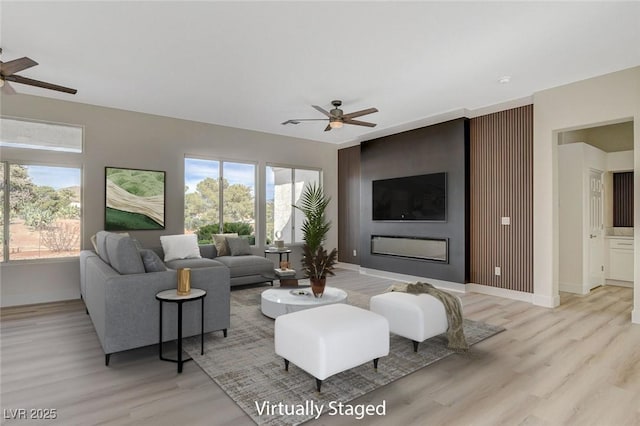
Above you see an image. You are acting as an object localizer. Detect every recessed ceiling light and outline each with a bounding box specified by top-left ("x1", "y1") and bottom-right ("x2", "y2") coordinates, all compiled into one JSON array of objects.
[{"x1": 498, "y1": 76, "x2": 511, "y2": 84}]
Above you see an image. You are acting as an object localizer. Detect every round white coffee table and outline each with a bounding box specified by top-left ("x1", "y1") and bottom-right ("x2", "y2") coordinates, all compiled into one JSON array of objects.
[{"x1": 261, "y1": 286, "x2": 348, "y2": 319}]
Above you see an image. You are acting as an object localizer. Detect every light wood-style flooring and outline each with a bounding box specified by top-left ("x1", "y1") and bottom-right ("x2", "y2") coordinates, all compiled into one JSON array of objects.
[{"x1": 1, "y1": 270, "x2": 638, "y2": 425}]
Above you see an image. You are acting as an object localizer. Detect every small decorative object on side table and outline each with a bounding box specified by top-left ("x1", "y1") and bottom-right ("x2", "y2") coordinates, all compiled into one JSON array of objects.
[
  {"x1": 177, "y1": 267, "x2": 191, "y2": 295},
  {"x1": 156, "y1": 288, "x2": 206, "y2": 373}
]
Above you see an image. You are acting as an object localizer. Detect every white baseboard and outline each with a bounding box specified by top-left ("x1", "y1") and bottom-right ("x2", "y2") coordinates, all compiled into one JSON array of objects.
[
  {"x1": 466, "y1": 283, "x2": 534, "y2": 303},
  {"x1": 336, "y1": 262, "x2": 360, "y2": 272},
  {"x1": 1, "y1": 289, "x2": 80, "y2": 308},
  {"x1": 632, "y1": 310, "x2": 640, "y2": 324},
  {"x1": 532, "y1": 293, "x2": 561, "y2": 308},
  {"x1": 358, "y1": 267, "x2": 466, "y2": 294},
  {"x1": 339, "y1": 265, "x2": 563, "y2": 309},
  {"x1": 605, "y1": 279, "x2": 634, "y2": 288},
  {"x1": 559, "y1": 282, "x2": 589, "y2": 295}
]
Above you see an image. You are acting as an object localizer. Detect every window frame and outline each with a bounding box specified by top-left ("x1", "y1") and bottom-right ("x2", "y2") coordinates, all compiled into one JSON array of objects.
[
  {"x1": 0, "y1": 116, "x2": 84, "y2": 263},
  {"x1": 265, "y1": 163, "x2": 322, "y2": 246},
  {"x1": 1, "y1": 159, "x2": 83, "y2": 263},
  {"x1": 184, "y1": 155, "x2": 258, "y2": 245}
]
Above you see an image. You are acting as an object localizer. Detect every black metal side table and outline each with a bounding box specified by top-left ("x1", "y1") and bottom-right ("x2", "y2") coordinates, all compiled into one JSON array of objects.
[
  {"x1": 264, "y1": 248, "x2": 292, "y2": 263},
  {"x1": 156, "y1": 288, "x2": 206, "y2": 373}
]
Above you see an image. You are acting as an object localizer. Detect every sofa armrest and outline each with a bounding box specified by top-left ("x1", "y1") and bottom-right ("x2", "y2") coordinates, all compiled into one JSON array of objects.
[{"x1": 101, "y1": 266, "x2": 230, "y2": 353}]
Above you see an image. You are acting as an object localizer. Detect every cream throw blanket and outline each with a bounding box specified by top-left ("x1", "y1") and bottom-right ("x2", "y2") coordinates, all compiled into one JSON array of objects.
[{"x1": 387, "y1": 282, "x2": 468, "y2": 352}]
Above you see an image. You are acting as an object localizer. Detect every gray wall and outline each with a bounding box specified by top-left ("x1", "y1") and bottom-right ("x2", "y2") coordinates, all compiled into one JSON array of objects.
[
  {"x1": 359, "y1": 118, "x2": 469, "y2": 283},
  {"x1": 0, "y1": 94, "x2": 338, "y2": 306}
]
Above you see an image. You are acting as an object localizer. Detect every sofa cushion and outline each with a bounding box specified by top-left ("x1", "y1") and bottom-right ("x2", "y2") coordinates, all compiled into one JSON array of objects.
[
  {"x1": 139, "y1": 249, "x2": 167, "y2": 273},
  {"x1": 199, "y1": 244, "x2": 218, "y2": 259},
  {"x1": 105, "y1": 234, "x2": 145, "y2": 275},
  {"x1": 165, "y1": 257, "x2": 225, "y2": 270},
  {"x1": 227, "y1": 237, "x2": 252, "y2": 256},
  {"x1": 216, "y1": 255, "x2": 273, "y2": 277},
  {"x1": 160, "y1": 234, "x2": 201, "y2": 262},
  {"x1": 213, "y1": 233, "x2": 238, "y2": 257}
]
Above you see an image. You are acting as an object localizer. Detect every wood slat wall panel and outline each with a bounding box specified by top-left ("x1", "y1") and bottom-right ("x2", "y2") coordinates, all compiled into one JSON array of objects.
[
  {"x1": 470, "y1": 105, "x2": 533, "y2": 292},
  {"x1": 338, "y1": 145, "x2": 361, "y2": 263},
  {"x1": 613, "y1": 171, "x2": 634, "y2": 227}
]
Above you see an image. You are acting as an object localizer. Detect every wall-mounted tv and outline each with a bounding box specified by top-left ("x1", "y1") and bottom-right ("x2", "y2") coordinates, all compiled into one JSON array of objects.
[{"x1": 372, "y1": 172, "x2": 446, "y2": 221}]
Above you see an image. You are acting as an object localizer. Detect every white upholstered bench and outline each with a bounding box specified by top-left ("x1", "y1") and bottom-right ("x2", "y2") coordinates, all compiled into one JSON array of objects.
[
  {"x1": 370, "y1": 291, "x2": 449, "y2": 352},
  {"x1": 274, "y1": 303, "x2": 389, "y2": 392}
]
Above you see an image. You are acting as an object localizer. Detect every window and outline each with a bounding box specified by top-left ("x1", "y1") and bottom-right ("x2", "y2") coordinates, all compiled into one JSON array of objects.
[
  {"x1": 184, "y1": 157, "x2": 256, "y2": 244},
  {"x1": 1, "y1": 163, "x2": 81, "y2": 261},
  {"x1": 266, "y1": 165, "x2": 321, "y2": 244},
  {"x1": 0, "y1": 117, "x2": 83, "y2": 152},
  {"x1": 0, "y1": 117, "x2": 83, "y2": 262}
]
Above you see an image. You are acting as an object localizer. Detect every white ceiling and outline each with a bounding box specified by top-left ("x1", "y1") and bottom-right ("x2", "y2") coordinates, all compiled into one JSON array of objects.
[{"x1": 2, "y1": 1, "x2": 639, "y2": 145}]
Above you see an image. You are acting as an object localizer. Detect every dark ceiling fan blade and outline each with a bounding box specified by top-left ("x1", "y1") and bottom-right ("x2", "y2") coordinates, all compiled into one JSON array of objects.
[
  {"x1": 312, "y1": 105, "x2": 332, "y2": 117},
  {"x1": 324, "y1": 124, "x2": 332, "y2": 132},
  {"x1": 5, "y1": 74, "x2": 77, "y2": 94},
  {"x1": 0, "y1": 57, "x2": 38, "y2": 77},
  {"x1": 1, "y1": 80, "x2": 17, "y2": 95},
  {"x1": 344, "y1": 118, "x2": 377, "y2": 127},
  {"x1": 282, "y1": 119, "x2": 328, "y2": 125},
  {"x1": 342, "y1": 107, "x2": 378, "y2": 120}
]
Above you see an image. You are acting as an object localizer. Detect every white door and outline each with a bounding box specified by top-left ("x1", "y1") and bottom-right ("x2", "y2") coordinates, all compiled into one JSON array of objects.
[{"x1": 587, "y1": 169, "x2": 605, "y2": 290}]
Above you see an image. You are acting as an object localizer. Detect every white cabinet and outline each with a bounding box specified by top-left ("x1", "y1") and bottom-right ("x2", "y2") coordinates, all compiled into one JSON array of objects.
[{"x1": 607, "y1": 238, "x2": 634, "y2": 282}]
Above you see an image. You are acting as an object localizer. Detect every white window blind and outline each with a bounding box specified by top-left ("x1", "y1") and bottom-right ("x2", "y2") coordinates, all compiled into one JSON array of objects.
[{"x1": 0, "y1": 117, "x2": 83, "y2": 153}]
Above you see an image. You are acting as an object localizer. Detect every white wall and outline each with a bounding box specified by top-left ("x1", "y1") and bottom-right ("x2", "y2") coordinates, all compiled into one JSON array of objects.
[
  {"x1": 0, "y1": 94, "x2": 338, "y2": 307},
  {"x1": 533, "y1": 66, "x2": 640, "y2": 324},
  {"x1": 558, "y1": 144, "x2": 586, "y2": 292},
  {"x1": 607, "y1": 150, "x2": 634, "y2": 171},
  {"x1": 558, "y1": 143, "x2": 607, "y2": 294}
]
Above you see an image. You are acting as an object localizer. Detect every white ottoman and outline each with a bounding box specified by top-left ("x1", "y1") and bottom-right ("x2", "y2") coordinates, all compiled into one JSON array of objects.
[
  {"x1": 370, "y1": 292, "x2": 448, "y2": 352},
  {"x1": 274, "y1": 304, "x2": 389, "y2": 392}
]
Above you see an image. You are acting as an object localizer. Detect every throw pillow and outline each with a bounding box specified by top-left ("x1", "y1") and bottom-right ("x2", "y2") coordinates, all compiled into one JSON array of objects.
[
  {"x1": 227, "y1": 236, "x2": 252, "y2": 256},
  {"x1": 160, "y1": 234, "x2": 202, "y2": 262},
  {"x1": 95, "y1": 231, "x2": 111, "y2": 264},
  {"x1": 213, "y1": 233, "x2": 238, "y2": 257},
  {"x1": 104, "y1": 234, "x2": 145, "y2": 275},
  {"x1": 95, "y1": 231, "x2": 130, "y2": 264},
  {"x1": 139, "y1": 249, "x2": 167, "y2": 272}
]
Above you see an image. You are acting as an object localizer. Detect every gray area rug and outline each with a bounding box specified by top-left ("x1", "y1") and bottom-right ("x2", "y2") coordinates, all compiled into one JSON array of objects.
[{"x1": 183, "y1": 282, "x2": 504, "y2": 426}]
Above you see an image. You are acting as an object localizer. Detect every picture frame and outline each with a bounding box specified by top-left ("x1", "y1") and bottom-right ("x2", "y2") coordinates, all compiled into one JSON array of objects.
[{"x1": 105, "y1": 166, "x2": 166, "y2": 230}]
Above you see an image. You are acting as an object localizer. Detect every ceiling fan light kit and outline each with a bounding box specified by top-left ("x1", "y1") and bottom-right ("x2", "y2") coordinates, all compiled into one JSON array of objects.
[
  {"x1": 283, "y1": 99, "x2": 378, "y2": 132},
  {"x1": 329, "y1": 119, "x2": 343, "y2": 129}
]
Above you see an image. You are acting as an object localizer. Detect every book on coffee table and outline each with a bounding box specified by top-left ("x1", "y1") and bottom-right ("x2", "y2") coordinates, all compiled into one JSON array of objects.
[{"x1": 275, "y1": 268, "x2": 296, "y2": 276}]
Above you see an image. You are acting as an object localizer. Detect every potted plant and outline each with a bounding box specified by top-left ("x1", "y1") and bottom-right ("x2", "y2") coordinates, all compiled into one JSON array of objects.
[{"x1": 294, "y1": 182, "x2": 338, "y2": 297}]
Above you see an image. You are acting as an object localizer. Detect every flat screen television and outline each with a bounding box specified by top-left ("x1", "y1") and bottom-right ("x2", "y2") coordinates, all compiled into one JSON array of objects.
[{"x1": 372, "y1": 172, "x2": 446, "y2": 221}]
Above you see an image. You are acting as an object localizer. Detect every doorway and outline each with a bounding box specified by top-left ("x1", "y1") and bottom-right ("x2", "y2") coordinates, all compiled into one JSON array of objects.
[{"x1": 557, "y1": 120, "x2": 634, "y2": 298}]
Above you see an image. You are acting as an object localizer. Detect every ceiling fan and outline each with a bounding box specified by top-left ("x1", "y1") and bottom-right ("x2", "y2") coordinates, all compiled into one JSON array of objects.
[
  {"x1": 282, "y1": 100, "x2": 378, "y2": 132},
  {"x1": 0, "y1": 48, "x2": 77, "y2": 95}
]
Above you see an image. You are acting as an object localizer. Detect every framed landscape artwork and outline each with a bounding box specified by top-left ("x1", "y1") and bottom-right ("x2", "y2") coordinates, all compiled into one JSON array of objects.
[{"x1": 105, "y1": 167, "x2": 166, "y2": 230}]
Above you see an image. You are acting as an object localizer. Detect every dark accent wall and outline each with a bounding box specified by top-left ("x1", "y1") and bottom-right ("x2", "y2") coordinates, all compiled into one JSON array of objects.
[
  {"x1": 469, "y1": 105, "x2": 533, "y2": 293},
  {"x1": 338, "y1": 145, "x2": 361, "y2": 263},
  {"x1": 613, "y1": 172, "x2": 634, "y2": 227},
  {"x1": 359, "y1": 118, "x2": 470, "y2": 283}
]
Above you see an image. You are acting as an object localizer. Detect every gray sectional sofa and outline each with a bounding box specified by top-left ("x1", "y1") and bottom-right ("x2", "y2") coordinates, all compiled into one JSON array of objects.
[
  {"x1": 150, "y1": 243, "x2": 274, "y2": 287},
  {"x1": 80, "y1": 231, "x2": 274, "y2": 366}
]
